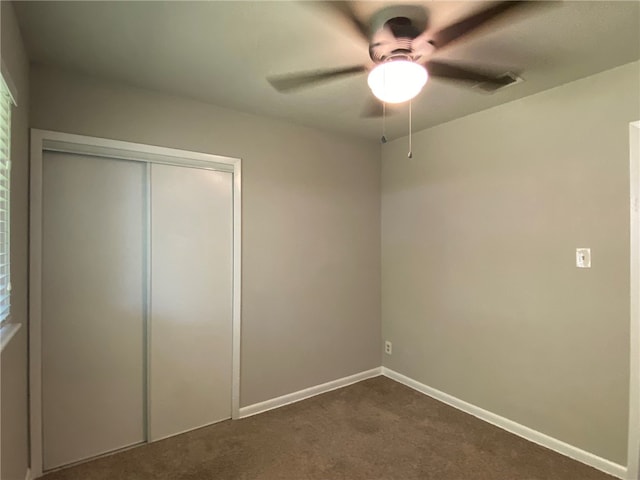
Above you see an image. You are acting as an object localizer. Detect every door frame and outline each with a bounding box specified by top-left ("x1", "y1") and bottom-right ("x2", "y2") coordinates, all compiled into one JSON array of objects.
[
  {"x1": 629, "y1": 120, "x2": 640, "y2": 480},
  {"x1": 29, "y1": 129, "x2": 242, "y2": 478}
]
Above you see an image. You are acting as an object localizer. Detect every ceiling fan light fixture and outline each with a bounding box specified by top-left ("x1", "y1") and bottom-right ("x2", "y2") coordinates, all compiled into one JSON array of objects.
[{"x1": 367, "y1": 59, "x2": 428, "y2": 104}]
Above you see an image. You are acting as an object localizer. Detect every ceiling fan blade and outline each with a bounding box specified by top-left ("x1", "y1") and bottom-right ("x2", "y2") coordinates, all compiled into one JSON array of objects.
[
  {"x1": 268, "y1": 65, "x2": 367, "y2": 93},
  {"x1": 321, "y1": 1, "x2": 370, "y2": 42},
  {"x1": 431, "y1": 1, "x2": 538, "y2": 50},
  {"x1": 426, "y1": 60, "x2": 518, "y2": 88}
]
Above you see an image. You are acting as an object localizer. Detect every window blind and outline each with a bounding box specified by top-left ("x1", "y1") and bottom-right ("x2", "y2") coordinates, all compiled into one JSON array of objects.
[{"x1": 0, "y1": 76, "x2": 12, "y2": 322}]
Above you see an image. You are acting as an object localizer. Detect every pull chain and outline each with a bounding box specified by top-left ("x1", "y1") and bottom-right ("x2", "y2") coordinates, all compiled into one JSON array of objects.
[
  {"x1": 381, "y1": 102, "x2": 387, "y2": 144},
  {"x1": 408, "y1": 100, "x2": 413, "y2": 159}
]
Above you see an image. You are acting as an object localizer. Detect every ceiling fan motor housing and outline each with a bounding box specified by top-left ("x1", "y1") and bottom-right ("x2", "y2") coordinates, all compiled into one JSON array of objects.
[{"x1": 368, "y1": 5, "x2": 434, "y2": 63}]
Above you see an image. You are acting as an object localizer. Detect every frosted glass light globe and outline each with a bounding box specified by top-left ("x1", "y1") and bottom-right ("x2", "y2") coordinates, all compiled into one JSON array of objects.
[{"x1": 367, "y1": 60, "x2": 428, "y2": 104}]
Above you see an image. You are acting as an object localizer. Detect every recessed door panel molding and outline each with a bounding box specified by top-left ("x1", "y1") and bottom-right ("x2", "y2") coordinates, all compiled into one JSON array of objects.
[
  {"x1": 149, "y1": 163, "x2": 233, "y2": 441},
  {"x1": 41, "y1": 151, "x2": 146, "y2": 470}
]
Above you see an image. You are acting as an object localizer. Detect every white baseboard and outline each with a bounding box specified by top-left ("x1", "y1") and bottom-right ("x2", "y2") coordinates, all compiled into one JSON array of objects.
[
  {"x1": 382, "y1": 367, "x2": 628, "y2": 480},
  {"x1": 238, "y1": 367, "x2": 382, "y2": 418}
]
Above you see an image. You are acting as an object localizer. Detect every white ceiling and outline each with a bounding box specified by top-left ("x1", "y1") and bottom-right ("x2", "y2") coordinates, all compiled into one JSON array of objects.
[{"x1": 13, "y1": 1, "x2": 640, "y2": 141}]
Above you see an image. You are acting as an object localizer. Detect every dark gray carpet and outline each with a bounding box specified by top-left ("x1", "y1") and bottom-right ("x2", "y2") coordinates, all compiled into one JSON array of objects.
[{"x1": 42, "y1": 376, "x2": 614, "y2": 479}]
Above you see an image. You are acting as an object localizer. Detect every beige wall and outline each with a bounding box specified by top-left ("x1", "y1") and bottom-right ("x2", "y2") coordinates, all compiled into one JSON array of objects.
[
  {"x1": 30, "y1": 64, "x2": 382, "y2": 407},
  {"x1": 1, "y1": 1, "x2": 30, "y2": 479},
  {"x1": 381, "y1": 61, "x2": 640, "y2": 465}
]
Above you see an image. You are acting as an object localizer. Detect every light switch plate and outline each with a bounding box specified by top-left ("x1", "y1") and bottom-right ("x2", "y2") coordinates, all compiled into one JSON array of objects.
[{"x1": 576, "y1": 248, "x2": 591, "y2": 268}]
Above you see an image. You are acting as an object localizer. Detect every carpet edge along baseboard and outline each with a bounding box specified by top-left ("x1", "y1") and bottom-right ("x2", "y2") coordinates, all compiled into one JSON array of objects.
[
  {"x1": 238, "y1": 365, "x2": 627, "y2": 480},
  {"x1": 381, "y1": 367, "x2": 627, "y2": 480},
  {"x1": 238, "y1": 367, "x2": 383, "y2": 418}
]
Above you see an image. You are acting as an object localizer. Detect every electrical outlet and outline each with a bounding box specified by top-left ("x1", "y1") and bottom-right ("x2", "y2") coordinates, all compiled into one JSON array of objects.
[{"x1": 384, "y1": 341, "x2": 392, "y2": 355}]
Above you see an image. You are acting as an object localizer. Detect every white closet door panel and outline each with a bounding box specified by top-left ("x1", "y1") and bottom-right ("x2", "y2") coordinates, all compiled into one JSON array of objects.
[
  {"x1": 41, "y1": 152, "x2": 146, "y2": 469},
  {"x1": 150, "y1": 164, "x2": 233, "y2": 441}
]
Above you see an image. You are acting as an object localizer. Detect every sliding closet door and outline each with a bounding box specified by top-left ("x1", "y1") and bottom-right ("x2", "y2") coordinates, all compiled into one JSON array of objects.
[
  {"x1": 41, "y1": 152, "x2": 146, "y2": 470},
  {"x1": 149, "y1": 164, "x2": 233, "y2": 441}
]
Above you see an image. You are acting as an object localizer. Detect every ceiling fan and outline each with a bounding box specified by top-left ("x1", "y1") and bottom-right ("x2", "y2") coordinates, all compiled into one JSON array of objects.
[{"x1": 267, "y1": 1, "x2": 542, "y2": 116}]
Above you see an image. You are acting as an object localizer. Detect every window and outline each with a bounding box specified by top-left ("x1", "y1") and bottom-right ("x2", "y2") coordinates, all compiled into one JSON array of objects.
[{"x1": 0, "y1": 74, "x2": 12, "y2": 323}]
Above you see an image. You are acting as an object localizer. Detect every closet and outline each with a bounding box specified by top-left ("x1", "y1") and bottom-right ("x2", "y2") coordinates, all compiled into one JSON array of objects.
[{"x1": 31, "y1": 133, "x2": 239, "y2": 473}]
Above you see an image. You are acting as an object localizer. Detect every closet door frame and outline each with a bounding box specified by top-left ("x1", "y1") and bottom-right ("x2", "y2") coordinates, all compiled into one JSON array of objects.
[{"x1": 29, "y1": 129, "x2": 242, "y2": 478}]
